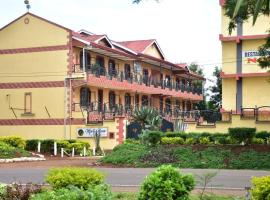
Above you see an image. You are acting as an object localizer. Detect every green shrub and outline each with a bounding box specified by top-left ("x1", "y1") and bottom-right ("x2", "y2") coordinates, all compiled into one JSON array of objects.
[
  {"x1": 30, "y1": 184, "x2": 112, "y2": 200},
  {"x1": 185, "y1": 138, "x2": 196, "y2": 145},
  {"x1": 101, "y1": 143, "x2": 148, "y2": 166},
  {"x1": 228, "y1": 127, "x2": 256, "y2": 144},
  {"x1": 0, "y1": 136, "x2": 26, "y2": 149},
  {"x1": 164, "y1": 132, "x2": 187, "y2": 139},
  {"x1": 46, "y1": 167, "x2": 104, "y2": 189},
  {"x1": 161, "y1": 137, "x2": 184, "y2": 145},
  {"x1": 199, "y1": 137, "x2": 212, "y2": 145},
  {"x1": 140, "y1": 131, "x2": 161, "y2": 146},
  {"x1": 41, "y1": 139, "x2": 55, "y2": 153},
  {"x1": 251, "y1": 138, "x2": 265, "y2": 144},
  {"x1": 69, "y1": 141, "x2": 90, "y2": 154},
  {"x1": 124, "y1": 139, "x2": 140, "y2": 144},
  {"x1": 138, "y1": 165, "x2": 195, "y2": 200},
  {"x1": 25, "y1": 139, "x2": 39, "y2": 151},
  {"x1": 0, "y1": 141, "x2": 30, "y2": 158},
  {"x1": 215, "y1": 136, "x2": 231, "y2": 145},
  {"x1": 57, "y1": 140, "x2": 70, "y2": 151},
  {"x1": 251, "y1": 176, "x2": 270, "y2": 200},
  {"x1": 256, "y1": 131, "x2": 270, "y2": 142}
]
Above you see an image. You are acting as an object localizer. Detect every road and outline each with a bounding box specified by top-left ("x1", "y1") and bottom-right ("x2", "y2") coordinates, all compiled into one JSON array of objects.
[{"x1": 0, "y1": 167, "x2": 269, "y2": 189}]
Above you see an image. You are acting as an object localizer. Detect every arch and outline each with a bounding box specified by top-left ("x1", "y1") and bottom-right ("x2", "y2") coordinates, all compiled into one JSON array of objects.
[{"x1": 80, "y1": 87, "x2": 90, "y2": 107}]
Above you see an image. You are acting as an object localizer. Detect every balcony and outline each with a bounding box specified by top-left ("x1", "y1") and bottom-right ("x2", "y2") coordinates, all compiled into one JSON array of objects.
[{"x1": 73, "y1": 64, "x2": 203, "y2": 100}]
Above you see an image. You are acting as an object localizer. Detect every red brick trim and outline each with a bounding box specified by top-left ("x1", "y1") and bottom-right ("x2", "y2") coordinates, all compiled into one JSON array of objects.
[
  {"x1": 219, "y1": 34, "x2": 270, "y2": 43},
  {"x1": 0, "y1": 118, "x2": 85, "y2": 126},
  {"x1": 0, "y1": 45, "x2": 69, "y2": 54},
  {"x1": 0, "y1": 81, "x2": 65, "y2": 89},
  {"x1": 116, "y1": 117, "x2": 125, "y2": 144},
  {"x1": 220, "y1": 71, "x2": 270, "y2": 79}
]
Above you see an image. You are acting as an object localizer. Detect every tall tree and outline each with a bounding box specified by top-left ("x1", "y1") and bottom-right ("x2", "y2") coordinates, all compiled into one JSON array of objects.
[
  {"x1": 188, "y1": 63, "x2": 207, "y2": 111},
  {"x1": 225, "y1": 0, "x2": 270, "y2": 69},
  {"x1": 208, "y1": 67, "x2": 222, "y2": 111}
]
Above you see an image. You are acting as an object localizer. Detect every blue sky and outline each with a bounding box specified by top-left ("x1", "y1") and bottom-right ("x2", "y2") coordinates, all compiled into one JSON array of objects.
[{"x1": 0, "y1": 0, "x2": 221, "y2": 80}]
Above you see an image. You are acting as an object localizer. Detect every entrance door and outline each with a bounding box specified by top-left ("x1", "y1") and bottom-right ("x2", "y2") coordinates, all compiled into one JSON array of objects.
[{"x1": 98, "y1": 90, "x2": 103, "y2": 112}]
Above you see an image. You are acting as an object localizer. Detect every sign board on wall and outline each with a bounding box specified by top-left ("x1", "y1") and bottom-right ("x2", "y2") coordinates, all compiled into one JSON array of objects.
[
  {"x1": 77, "y1": 128, "x2": 108, "y2": 138},
  {"x1": 242, "y1": 50, "x2": 270, "y2": 64}
]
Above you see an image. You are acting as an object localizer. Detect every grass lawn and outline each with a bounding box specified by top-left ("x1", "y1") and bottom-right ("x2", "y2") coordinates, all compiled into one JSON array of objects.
[
  {"x1": 101, "y1": 143, "x2": 270, "y2": 169},
  {"x1": 112, "y1": 192, "x2": 244, "y2": 200}
]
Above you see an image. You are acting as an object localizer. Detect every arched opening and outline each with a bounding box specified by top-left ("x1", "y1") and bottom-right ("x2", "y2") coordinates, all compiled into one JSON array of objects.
[
  {"x1": 80, "y1": 87, "x2": 90, "y2": 107},
  {"x1": 142, "y1": 95, "x2": 149, "y2": 107},
  {"x1": 165, "y1": 98, "x2": 171, "y2": 114},
  {"x1": 125, "y1": 93, "x2": 131, "y2": 110},
  {"x1": 79, "y1": 51, "x2": 91, "y2": 71}
]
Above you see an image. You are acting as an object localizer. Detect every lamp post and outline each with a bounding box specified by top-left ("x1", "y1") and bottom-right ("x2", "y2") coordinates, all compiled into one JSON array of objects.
[{"x1": 24, "y1": 0, "x2": 31, "y2": 12}]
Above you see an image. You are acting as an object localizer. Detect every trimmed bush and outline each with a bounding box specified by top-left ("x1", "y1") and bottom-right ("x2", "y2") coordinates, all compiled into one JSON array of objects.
[
  {"x1": 251, "y1": 176, "x2": 270, "y2": 200},
  {"x1": 199, "y1": 137, "x2": 212, "y2": 145},
  {"x1": 138, "y1": 165, "x2": 195, "y2": 200},
  {"x1": 0, "y1": 141, "x2": 30, "y2": 158},
  {"x1": 140, "y1": 131, "x2": 161, "y2": 146},
  {"x1": 256, "y1": 131, "x2": 270, "y2": 142},
  {"x1": 25, "y1": 139, "x2": 39, "y2": 151},
  {"x1": 228, "y1": 127, "x2": 256, "y2": 144},
  {"x1": 40, "y1": 139, "x2": 55, "y2": 153},
  {"x1": 161, "y1": 137, "x2": 184, "y2": 145},
  {"x1": 164, "y1": 132, "x2": 187, "y2": 139},
  {"x1": 31, "y1": 184, "x2": 112, "y2": 200},
  {"x1": 0, "y1": 136, "x2": 26, "y2": 149},
  {"x1": 185, "y1": 138, "x2": 196, "y2": 145},
  {"x1": 46, "y1": 167, "x2": 104, "y2": 189},
  {"x1": 252, "y1": 138, "x2": 265, "y2": 144}
]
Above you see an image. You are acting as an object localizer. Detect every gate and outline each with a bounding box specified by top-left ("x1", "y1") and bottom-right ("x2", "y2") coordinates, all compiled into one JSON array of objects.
[
  {"x1": 161, "y1": 119, "x2": 174, "y2": 132},
  {"x1": 126, "y1": 122, "x2": 142, "y2": 139}
]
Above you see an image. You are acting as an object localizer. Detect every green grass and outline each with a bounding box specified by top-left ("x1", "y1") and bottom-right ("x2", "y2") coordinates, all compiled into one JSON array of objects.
[
  {"x1": 112, "y1": 192, "x2": 244, "y2": 200},
  {"x1": 0, "y1": 141, "x2": 30, "y2": 159},
  {"x1": 101, "y1": 143, "x2": 270, "y2": 169}
]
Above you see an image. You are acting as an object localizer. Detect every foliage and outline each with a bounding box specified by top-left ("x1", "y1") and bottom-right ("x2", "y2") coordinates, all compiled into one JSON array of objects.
[
  {"x1": 196, "y1": 172, "x2": 218, "y2": 200},
  {"x1": 251, "y1": 138, "x2": 265, "y2": 144},
  {"x1": 100, "y1": 143, "x2": 148, "y2": 166},
  {"x1": 185, "y1": 138, "x2": 196, "y2": 145},
  {"x1": 138, "y1": 165, "x2": 195, "y2": 200},
  {"x1": 251, "y1": 175, "x2": 270, "y2": 200},
  {"x1": 31, "y1": 184, "x2": 112, "y2": 200},
  {"x1": 140, "y1": 131, "x2": 161, "y2": 146},
  {"x1": 228, "y1": 127, "x2": 256, "y2": 144},
  {"x1": 0, "y1": 141, "x2": 30, "y2": 158},
  {"x1": 124, "y1": 138, "x2": 140, "y2": 144},
  {"x1": 46, "y1": 167, "x2": 104, "y2": 189},
  {"x1": 161, "y1": 137, "x2": 184, "y2": 145},
  {"x1": 0, "y1": 183, "x2": 41, "y2": 200},
  {"x1": 40, "y1": 139, "x2": 55, "y2": 153},
  {"x1": 102, "y1": 143, "x2": 270, "y2": 169},
  {"x1": 0, "y1": 136, "x2": 26, "y2": 149},
  {"x1": 26, "y1": 139, "x2": 39, "y2": 151},
  {"x1": 164, "y1": 132, "x2": 187, "y2": 139},
  {"x1": 132, "y1": 106, "x2": 162, "y2": 131},
  {"x1": 199, "y1": 137, "x2": 212, "y2": 145},
  {"x1": 256, "y1": 131, "x2": 270, "y2": 142},
  {"x1": 208, "y1": 66, "x2": 222, "y2": 111}
]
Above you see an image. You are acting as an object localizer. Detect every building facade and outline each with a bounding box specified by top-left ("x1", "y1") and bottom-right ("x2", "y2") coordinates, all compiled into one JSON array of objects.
[
  {"x1": 186, "y1": 0, "x2": 270, "y2": 132},
  {"x1": 0, "y1": 13, "x2": 203, "y2": 149}
]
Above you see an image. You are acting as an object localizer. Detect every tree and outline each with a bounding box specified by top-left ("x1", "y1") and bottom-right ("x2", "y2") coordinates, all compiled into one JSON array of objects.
[
  {"x1": 225, "y1": 0, "x2": 270, "y2": 69},
  {"x1": 208, "y1": 66, "x2": 222, "y2": 111},
  {"x1": 188, "y1": 63, "x2": 207, "y2": 111}
]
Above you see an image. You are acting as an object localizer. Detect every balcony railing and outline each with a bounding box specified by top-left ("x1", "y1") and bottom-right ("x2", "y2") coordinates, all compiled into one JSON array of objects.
[{"x1": 73, "y1": 64, "x2": 203, "y2": 96}]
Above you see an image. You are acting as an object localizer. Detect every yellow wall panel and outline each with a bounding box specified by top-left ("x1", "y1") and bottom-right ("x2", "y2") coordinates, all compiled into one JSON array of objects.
[
  {"x1": 222, "y1": 42, "x2": 236, "y2": 74},
  {"x1": 222, "y1": 78, "x2": 236, "y2": 111},
  {"x1": 0, "y1": 14, "x2": 69, "y2": 49}
]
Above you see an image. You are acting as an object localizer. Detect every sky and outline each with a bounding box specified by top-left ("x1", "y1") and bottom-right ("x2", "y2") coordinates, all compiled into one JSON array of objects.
[{"x1": 0, "y1": 0, "x2": 221, "y2": 82}]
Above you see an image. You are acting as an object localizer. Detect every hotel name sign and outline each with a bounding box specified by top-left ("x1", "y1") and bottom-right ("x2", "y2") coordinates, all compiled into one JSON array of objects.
[{"x1": 243, "y1": 50, "x2": 270, "y2": 64}]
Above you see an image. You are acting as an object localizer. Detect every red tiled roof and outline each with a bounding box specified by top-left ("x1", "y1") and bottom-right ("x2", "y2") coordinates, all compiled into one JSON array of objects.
[{"x1": 117, "y1": 39, "x2": 155, "y2": 53}]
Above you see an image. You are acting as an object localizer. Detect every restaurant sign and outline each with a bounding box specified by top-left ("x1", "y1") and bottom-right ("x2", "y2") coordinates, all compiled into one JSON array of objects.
[{"x1": 243, "y1": 50, "x2": 270, "y2": 64}]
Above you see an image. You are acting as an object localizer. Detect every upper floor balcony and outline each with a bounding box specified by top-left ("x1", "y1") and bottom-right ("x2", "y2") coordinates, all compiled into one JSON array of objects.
[{"x1": 72, "y1": 63, "x2": 203, "y2": 101}]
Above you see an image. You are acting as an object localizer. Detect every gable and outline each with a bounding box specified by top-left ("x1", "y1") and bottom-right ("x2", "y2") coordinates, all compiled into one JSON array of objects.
[
  {"x1": 98, "y1": 38, "x2": 113, "y2": 48},
  {"x1": 144, "y1": 43, "x2": 164, "y2": 60},
  {"x1": 0, "y1": 13, "x2": 70, "y2": 49}
]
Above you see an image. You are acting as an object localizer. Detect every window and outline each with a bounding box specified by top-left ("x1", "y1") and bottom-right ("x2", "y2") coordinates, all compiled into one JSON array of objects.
[
  {"x1": 142, "y1": 95, "x2": 149, "y2": 107},
  {"x1": 108, "y1": 59, "x2": 116, "y2": 77},
  {"x1": 79, "y1": 50, "x2": 91, "y2": 71},
  {"x1": 96, "y1": 56, "x2": 105, "y2": 75},
  {"x1": 125, "y1": 93, "x2": 131, "y2": 110},
  {"x1": 159, "y1": 97, "x2": 163, "y2": 113},
  {"x1": 165, "y1": 98, "x2": 171, "y2": 114},
  {"x1": 24, "y1": 93, "x2": 32, "y2": 114},
  {"x1": 109, "y1": 91, "x2": 116, "y2": 109},
  {"x1": 124, "y1": 64, "x2": 131, "y2": 80},
  {"x1": 80, "y1": 87, "x2": 90, "y2": 107},
  {"x1": 135, "y1": 94, "x2": 139, "y2": 108}
]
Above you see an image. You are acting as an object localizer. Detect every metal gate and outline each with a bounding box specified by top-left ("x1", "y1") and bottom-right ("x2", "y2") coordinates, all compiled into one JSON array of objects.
[
  {"x1": 161, "y1": 119, "x2": 174, "y2": 132},
  {"x1": 126, "y1": 122, "x2": 142, "y2": 139}
]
